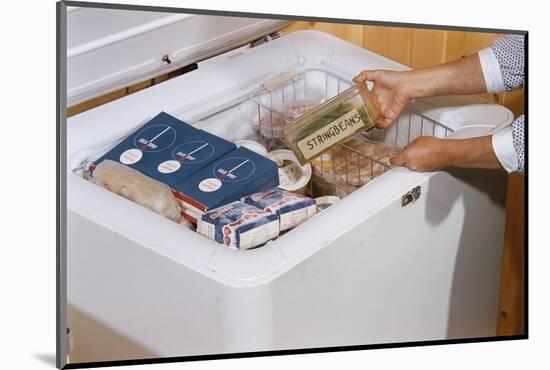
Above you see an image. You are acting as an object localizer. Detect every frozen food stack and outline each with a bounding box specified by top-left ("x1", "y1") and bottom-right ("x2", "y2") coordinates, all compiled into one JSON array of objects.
[
  {"x1": 197, "y1": 201, "x2": 279, "y2": 250},
  {"x1": 92, "y1": 111, "x2": 236, "y2": 185},
  {"x1": 243, "y1": 188, "x2": 316, "y2": 231},
  {"x1": 174, "y1": 147, "x2": 279, "y2": 222},
  {"x1": 91, "y1": 112, "x2": 280, "y2": 224}
]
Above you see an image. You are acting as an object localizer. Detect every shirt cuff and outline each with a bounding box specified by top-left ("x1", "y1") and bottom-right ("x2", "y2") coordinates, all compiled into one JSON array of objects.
[
  {"x1": 478, "y1": 48, "x2": 506, "y2": 93},
  {"x1": 492, "y1": 126, "x2": 518, "y2": 173}
]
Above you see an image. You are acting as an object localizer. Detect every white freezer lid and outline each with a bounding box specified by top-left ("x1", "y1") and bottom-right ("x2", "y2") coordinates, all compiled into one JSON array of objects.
[{"x1": 66, "y1": 6, "x2": 288, "y2": 106}]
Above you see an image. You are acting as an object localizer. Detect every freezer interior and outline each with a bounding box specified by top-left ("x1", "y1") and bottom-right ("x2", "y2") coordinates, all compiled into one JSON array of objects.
[{"x1": 72, "y1": 66, "x2": 455, "y2": 242}]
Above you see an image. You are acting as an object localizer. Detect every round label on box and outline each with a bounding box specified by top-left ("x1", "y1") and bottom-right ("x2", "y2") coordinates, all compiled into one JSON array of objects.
[
  {"x1": 120, "y1": 148, "x2": 143, "y2": 165},
  {"x1": 172, "y1": 141, "x2": 214, "y2": 164},
  {"x1": 134, "y1": 124, "x2": 177, "y2": 152},
  {"x1": 158, "y1": 160, "x2": 181, "y2": 174},
  {"x1": 199, "y1": 178, "x2": 222, "y2": 192},
  {"x1": 212, "y1": 157, "x2": 256, "y2": 183}
]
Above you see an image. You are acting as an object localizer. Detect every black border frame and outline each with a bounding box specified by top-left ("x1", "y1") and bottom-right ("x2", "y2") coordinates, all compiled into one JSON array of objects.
[{"x1": 57, "y1": 1, "x2": 528, "y2": 369}]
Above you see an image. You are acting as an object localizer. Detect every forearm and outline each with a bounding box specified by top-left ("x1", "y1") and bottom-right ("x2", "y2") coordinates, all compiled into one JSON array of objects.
[
  {"x1": 404, "y1": 54, "x2": 488, "y2": 98},
  {"x1": 445, "y1": 135, "x2": 502, "y2": 170}
]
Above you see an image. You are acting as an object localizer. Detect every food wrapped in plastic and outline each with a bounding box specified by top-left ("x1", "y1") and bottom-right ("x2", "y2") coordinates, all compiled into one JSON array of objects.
[
  {"x1": 242, "y1": 188, "x2": 316, "y2": 231},
  {"x1": 92, "y1": 159, "x2": 181, "y2": 222},
  {"x1": 197, "y1": 201, "x2": 279, "y2": 250},
  {"x1": 257, "y1": 99, "x2": 320, "y2": 140},
  {"x1": 311, "y1": 136, "x2": 402, "y2": 187}
]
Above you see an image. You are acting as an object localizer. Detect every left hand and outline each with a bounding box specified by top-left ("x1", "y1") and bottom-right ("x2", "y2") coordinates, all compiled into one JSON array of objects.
[{"x1": 390, "y1": 136, "x2": 452, "y2": 172}]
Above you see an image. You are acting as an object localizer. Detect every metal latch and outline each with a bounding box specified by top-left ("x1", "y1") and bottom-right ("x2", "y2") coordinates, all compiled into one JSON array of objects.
[
  {"x1": 161, "y1": 55, "x2": 172, "y2": 65},
  {"x1": 401, "y1": 186, "x2": 421, "y2": 207},
  {"x1": 250, "y1": 31, "x2": 284, "y2": 48}
]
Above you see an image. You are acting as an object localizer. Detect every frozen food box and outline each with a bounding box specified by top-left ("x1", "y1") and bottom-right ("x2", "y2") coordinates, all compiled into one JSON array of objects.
[
  {"x1": 283, "y1": 82, "x2": 381, "y2": 165},
  {"x1": 92, "y1": 111, "x2": 199, "y2": 171},
  {"x1": 197, "y1": 201, "x2": 279, "y2": 250},
  {"x1": 242, "y1": 188, "x2": 316, "y2": 231},
  {"x1": 139, "y1": 129, "x2": 236, "y2": 187},
  {"x1": 91, "y1": 111, "x2": 237, "y2": 187},
  {"x1": 174, "y1": 147, "x2": 280, "y2": 222}
]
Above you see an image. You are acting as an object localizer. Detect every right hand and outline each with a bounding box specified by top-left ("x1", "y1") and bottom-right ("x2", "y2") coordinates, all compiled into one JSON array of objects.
[{"x1": 353, "y1": 70, "x2": 413, "y2": 129}]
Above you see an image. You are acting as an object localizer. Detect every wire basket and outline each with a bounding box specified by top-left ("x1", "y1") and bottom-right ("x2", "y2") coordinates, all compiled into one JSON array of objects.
[{"x1": 193, "y1": 68, "x2": 453, "y2": 199}]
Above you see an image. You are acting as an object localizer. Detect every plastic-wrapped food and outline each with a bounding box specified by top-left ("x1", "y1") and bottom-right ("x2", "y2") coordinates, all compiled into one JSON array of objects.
[
  {"x1": 243, "y1": 188, "x2": 316, "y2": 231},
  {"x1": 197, "y1": 201, "x2": 279, "y2": 250},
  {"x1": 283, "y1": 82, "x2": 381, "y2": 165},
  {"x1": 92, "y1": 160, "x2": 181, "y2": 221},
  {"x1": 257, "y1": 99, "x2": 320, "y2": 140},
  {"x1": 311, "y1": 137, "x2": 401, "y2": 187}
]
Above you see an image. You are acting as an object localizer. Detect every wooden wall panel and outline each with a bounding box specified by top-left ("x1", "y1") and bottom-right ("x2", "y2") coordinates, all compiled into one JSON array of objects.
[
  {"x1": 126, "y1": 80, "x2": 151, "y2": 94},
  {"x1": 341, "y1": 24, "x2": 365, "y2": 47},
  {"x1": 409, "y1": 29, "x2": 446, "y2": 68},
  {"x1": 281, "y1": 21, "x2": 364, "y2": 46},
  {"x1": 497, "y1": 173, "x2": 525, "y2": 336},
  {"x1": 444, "y1": 30, "x2": 500, "y2": 62},
  {"x1": 362, "y1": 26, "x2": 412, "y2": 65},
  {"x1": 502, "y1": 88, "x2": 525, "y2": 117},
  {"x1": 280, "y1": 20, "x2": 312, "y2": 34},
  {"x1": 67, "y1": 88, "x2": 126, "y2": 117}
]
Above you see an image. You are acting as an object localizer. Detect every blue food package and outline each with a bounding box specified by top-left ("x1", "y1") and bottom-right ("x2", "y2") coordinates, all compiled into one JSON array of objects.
[
  {"x1": 91, "y1": 112, "x2": 236, "y2": 187},
  {"x1": 138, "y1": 129, "x2": 236, "y2": 187},
  {"x1": 197, "y1": 201, "x2": 279, "y2": 249},
  {"x1": 242, "y1": 188, "x2": 317, "y2": 231},
  {"x1": 92, "y1": 111, "x2": 198, "y2": 171},
  {"x1": 174, "y1": 147, "x2": 279, "y2": 222}
]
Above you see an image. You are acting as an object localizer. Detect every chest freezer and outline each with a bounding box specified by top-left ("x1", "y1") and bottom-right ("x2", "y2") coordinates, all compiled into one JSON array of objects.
[{"x1": 65, "y1": 8, "x2": 513, "y2": 363}]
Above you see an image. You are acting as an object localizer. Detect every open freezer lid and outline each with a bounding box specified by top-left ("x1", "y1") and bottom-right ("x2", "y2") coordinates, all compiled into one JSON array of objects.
[{"x1": 66, "y1": 6, "x2": 288, "y2": 106}]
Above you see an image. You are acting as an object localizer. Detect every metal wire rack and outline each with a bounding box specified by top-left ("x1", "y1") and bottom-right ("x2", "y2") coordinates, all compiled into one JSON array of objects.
[{"x1": 195, "y1": 68, "x2": 454, "y2": 199}]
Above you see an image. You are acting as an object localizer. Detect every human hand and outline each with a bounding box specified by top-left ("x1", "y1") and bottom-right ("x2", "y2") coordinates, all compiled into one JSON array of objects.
[
  {"x1": 353, "y1": 70, "x2": 413, "y2": 129},
  {"x1": 390, "y1": 135, "x2": 503, "y2": 172},
  {"x1": 390, "y1": 136, "x2": 451, "y2": 172}
]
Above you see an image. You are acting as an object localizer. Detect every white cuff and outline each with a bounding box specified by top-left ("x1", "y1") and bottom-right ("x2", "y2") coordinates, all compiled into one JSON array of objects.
[
  {"x1": 492, "y1": 126, "x2": 518, "y2": 173},
  {"x1": 478, "y1": 48, "x2": 506, "y2": 93}
]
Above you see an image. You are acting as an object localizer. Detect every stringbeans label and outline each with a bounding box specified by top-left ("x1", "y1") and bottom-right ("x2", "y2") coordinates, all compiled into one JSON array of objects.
[{"x1": 297, "y1": 109, "x2": 365, "y2": 159}]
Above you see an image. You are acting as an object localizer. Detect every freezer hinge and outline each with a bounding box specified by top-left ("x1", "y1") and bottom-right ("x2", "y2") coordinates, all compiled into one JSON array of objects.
[
  {"x1": 401, "y1": 186, "x2": 421, "y2": 207},
  {"x1": 250, "y1": 31, "x2": 284, "y2": 48}
]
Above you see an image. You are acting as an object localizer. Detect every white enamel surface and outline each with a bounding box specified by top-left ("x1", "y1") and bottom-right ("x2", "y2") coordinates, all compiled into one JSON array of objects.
[
  {"x1": 67, "y1": 30, "x2": 510, "y2": 362},
  {"x1": 67, "y1": 9, "x2": 287, "y2": 105}
]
